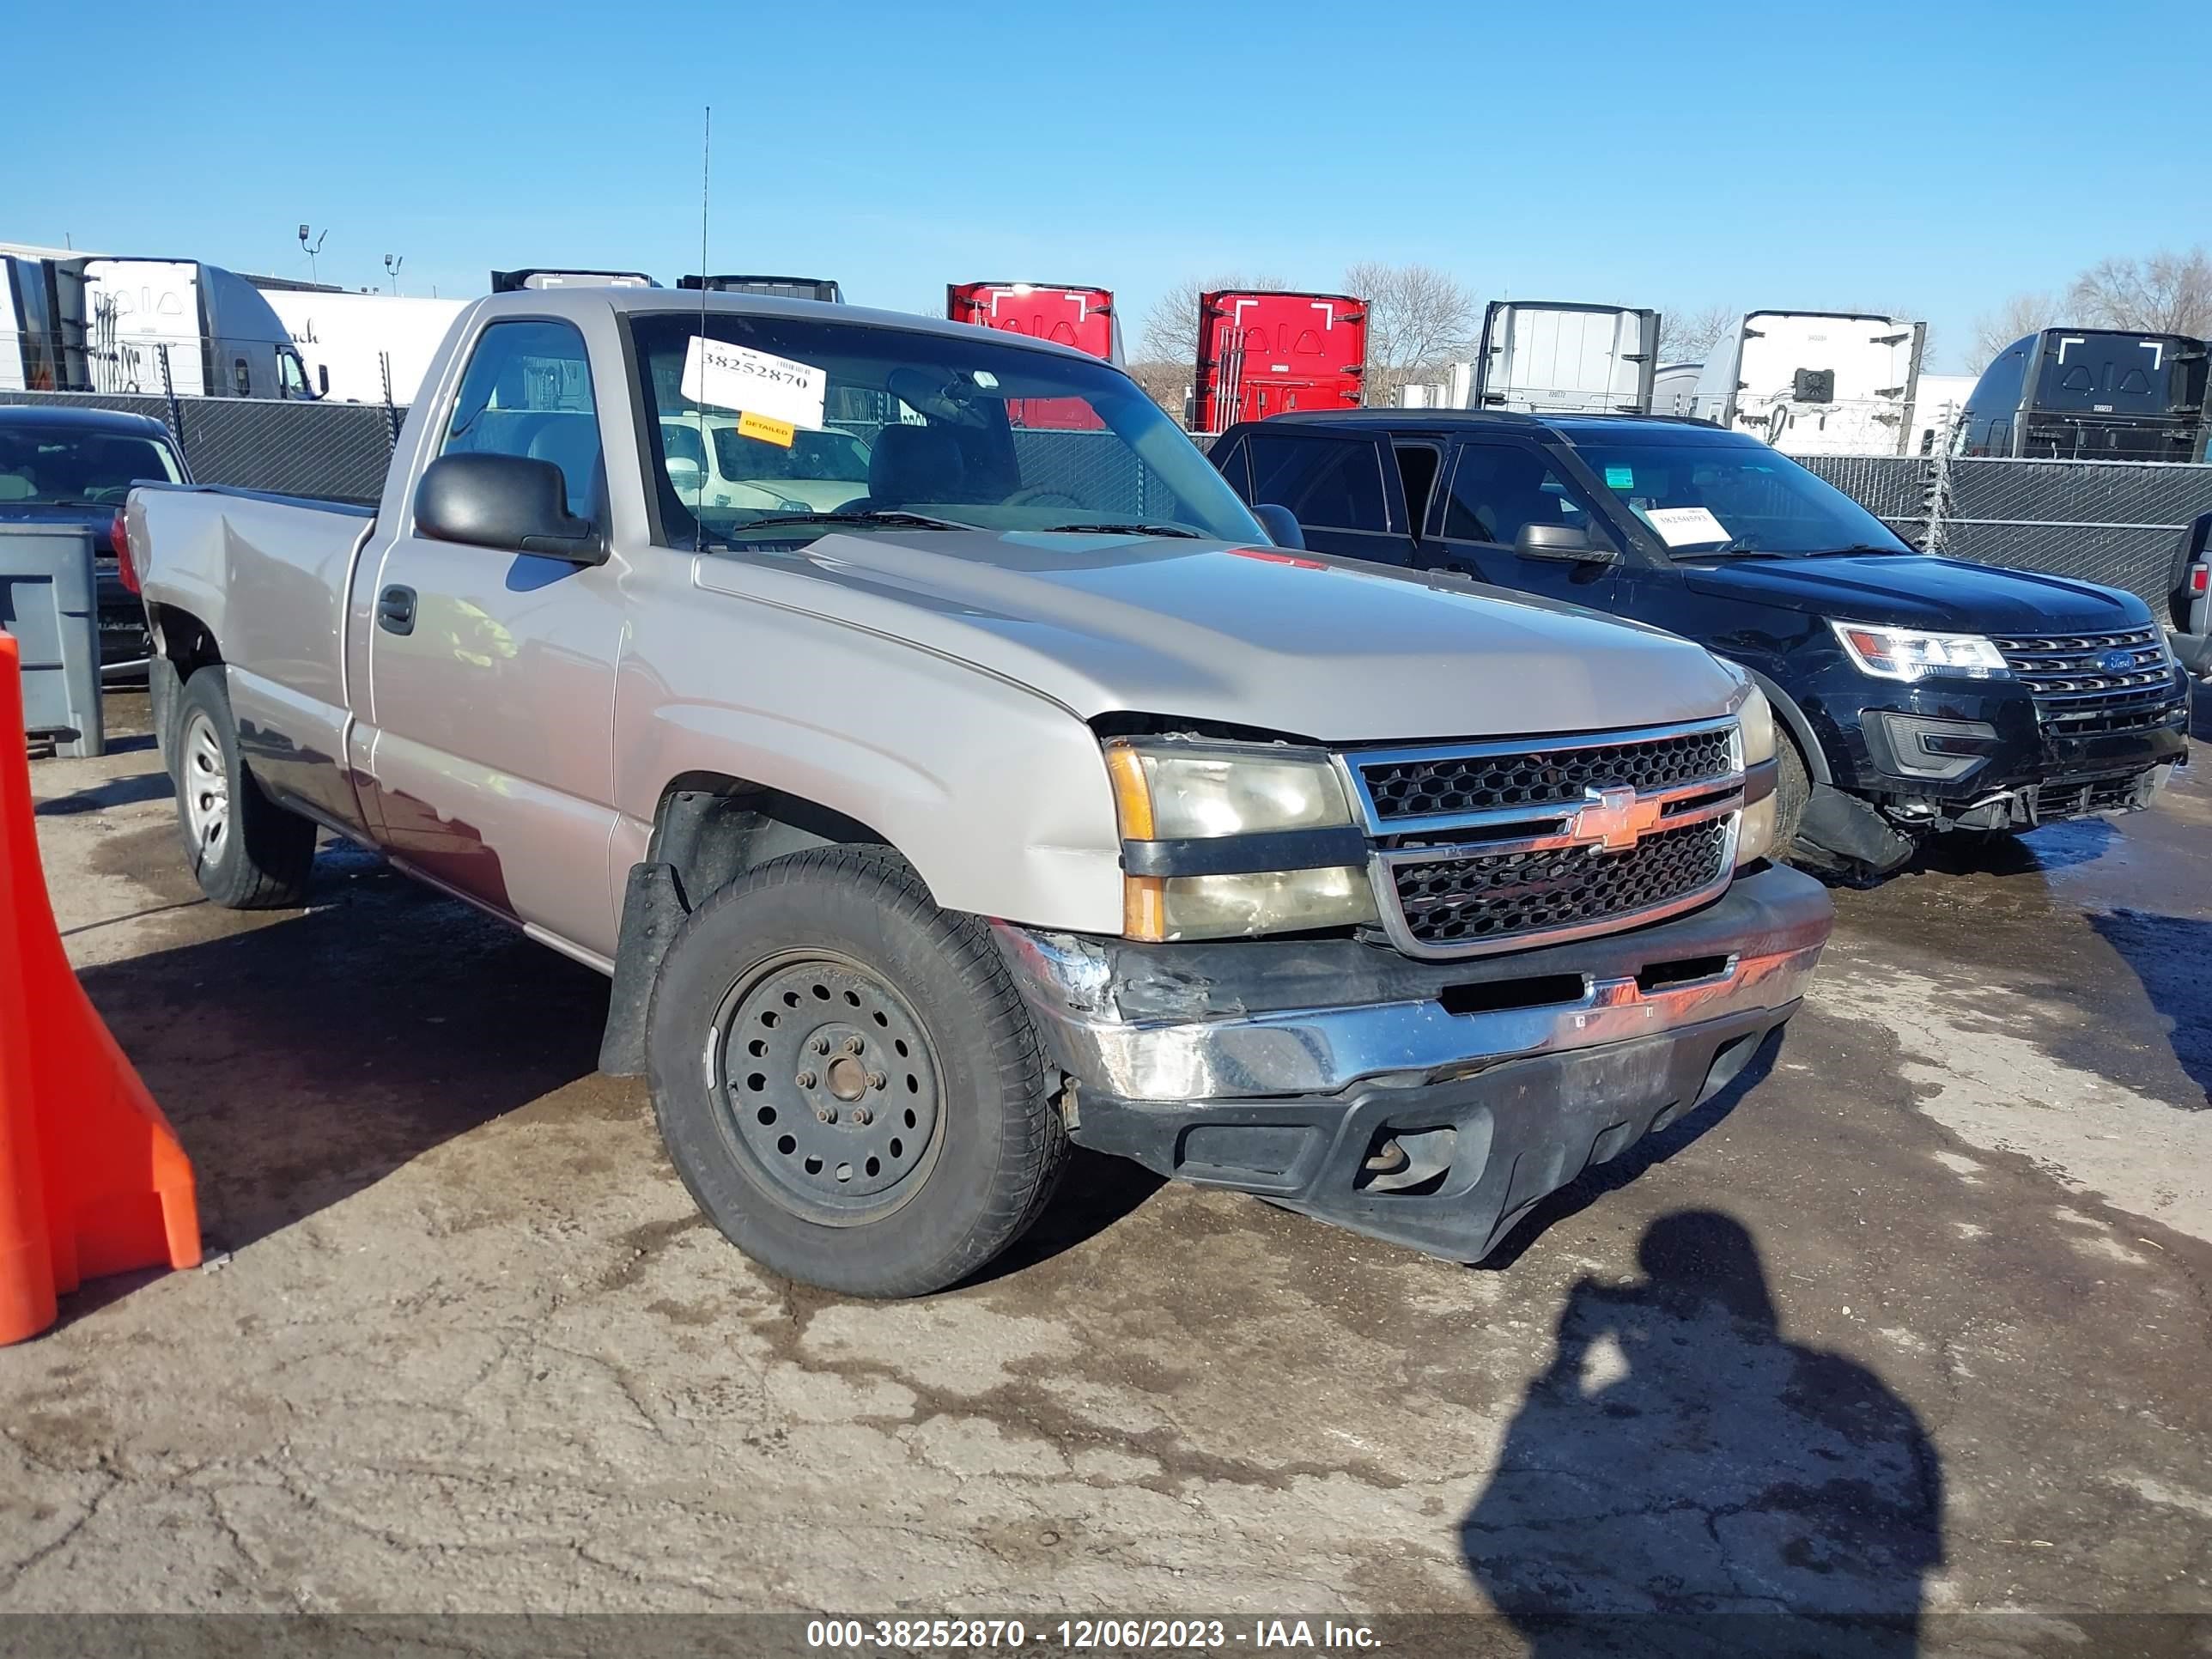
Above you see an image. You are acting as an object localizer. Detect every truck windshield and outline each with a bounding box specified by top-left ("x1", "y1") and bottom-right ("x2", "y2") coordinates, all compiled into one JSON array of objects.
[
  {"x1": 0, "y1": 425, "x2": 184, "y2": 506},
  {"x1": 629, "y1": 312, "x2": 1265, "y2": 549},
  {"x1": 1576, "y1": 439, "x2": 1913, "y2": 558}
]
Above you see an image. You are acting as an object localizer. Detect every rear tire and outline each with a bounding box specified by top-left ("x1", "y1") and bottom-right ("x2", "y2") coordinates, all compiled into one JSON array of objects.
[
  {"x1": 646, "y1": 845, "x2": 1067, "y2": 1297},
  {"x1": 172, "y1": 671, "x2": 316, "y2": 909}
]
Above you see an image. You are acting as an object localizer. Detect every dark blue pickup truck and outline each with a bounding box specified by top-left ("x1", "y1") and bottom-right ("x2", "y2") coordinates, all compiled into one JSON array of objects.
[{"x1": 0, "y1": 404, "x2": 190, "y2": 669}]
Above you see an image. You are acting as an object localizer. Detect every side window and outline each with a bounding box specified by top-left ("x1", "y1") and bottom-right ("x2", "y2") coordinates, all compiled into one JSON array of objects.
[
  {"x1": 1443, "y1": 444, "x2": 1595, "y2": 546},
  {"x1": 441, "y1": 319, "x2": 602, "y2": 519},
  {"x1": 1244, "y1": 434, "x2": 1390, "y2": 532},
  {"x1": 1209, "y1": 434, "x2": 1251, "y2": 498}
]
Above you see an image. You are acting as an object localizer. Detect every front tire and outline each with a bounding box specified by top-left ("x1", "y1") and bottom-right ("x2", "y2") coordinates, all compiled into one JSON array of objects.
[
  {"x1": 646, "y1": 846, "x2": 1067, "y2": 1297},
  {"x1": 1772, "y1": 728, "x2": 1812, "y2": 858},
  {"x1": 172, "y1": 671, "x2": 316, "y2": 909}
]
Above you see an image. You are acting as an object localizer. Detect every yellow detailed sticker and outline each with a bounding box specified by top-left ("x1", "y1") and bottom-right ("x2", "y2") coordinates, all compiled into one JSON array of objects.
[{"x1": 738, "y1": 410, "x2": 796, "y2": 448}]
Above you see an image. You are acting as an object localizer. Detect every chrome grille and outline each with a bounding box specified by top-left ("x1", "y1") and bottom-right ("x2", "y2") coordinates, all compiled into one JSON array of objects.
[
  {"x1": 1346, "y1": 719, "x2": 1743, "y2": 959},
  {"x1": 1358, "y1": 728, "x2": 1733, "y2": 823},
  {"x1": 1991, "y1": 626, "x2": 2183, "y2": 730},
  {"x1": 1389, "y1": 819, "x2": 1730, "y2": 951}
]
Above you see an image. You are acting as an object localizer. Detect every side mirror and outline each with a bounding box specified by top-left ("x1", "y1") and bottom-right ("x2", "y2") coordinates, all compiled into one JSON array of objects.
[
  {"x1": 318, "y1": 364, "x2": 330, "y2": 396},
  {"x1": 1251, "y1": 501, "x2": 1306, "y2": 550},
  {"x1": 415, "y1": 453, "x2": 605, "y2": 563},
  {"x1": 1515, "y1": 521, "x2": 1615, "y2": 563}
]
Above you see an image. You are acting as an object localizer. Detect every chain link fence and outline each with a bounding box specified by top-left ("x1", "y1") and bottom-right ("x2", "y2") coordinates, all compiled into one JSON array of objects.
[
  {"x1": 0, "y1": 388, "x2": 401, "y2": 505},
  {"x1": 6, "y1": 383, "x2": 2203, "y2": 615},
  {"x1": 1801, "y1": 455, "x2": 2212, "y2": 608}
]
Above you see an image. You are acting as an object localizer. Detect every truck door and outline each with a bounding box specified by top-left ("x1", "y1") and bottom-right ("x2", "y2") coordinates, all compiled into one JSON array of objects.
[
  {"x1": 1425, "y1": 439, "x2": 1640, "y2": 615},
  {"x1": 359, "y1": 316, "x2": 625, "y2": 957}
]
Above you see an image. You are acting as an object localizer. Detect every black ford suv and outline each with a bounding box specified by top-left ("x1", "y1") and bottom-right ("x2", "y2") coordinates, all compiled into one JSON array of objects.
[{"x1": 1209, "y1": 410, "x2": 2196, "y2": 874}]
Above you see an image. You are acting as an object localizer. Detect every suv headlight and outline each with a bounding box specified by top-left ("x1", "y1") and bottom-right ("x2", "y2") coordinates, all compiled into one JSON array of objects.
[
  {"x1": 1102, "y1": 738, "x2": 1379, "y2": 941},
  {"x1": 1830, "y1": 620, "x2": 2009, "y2": 682},
  {"x1": 1734, "y1": 684, "x2": 1778, "y2": 866}
]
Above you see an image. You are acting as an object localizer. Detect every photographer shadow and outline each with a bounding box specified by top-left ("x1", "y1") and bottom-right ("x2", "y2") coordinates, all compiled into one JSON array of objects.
[{"x1": 1460, "y1": 1212, "x2": 1944, "y2": 1657}]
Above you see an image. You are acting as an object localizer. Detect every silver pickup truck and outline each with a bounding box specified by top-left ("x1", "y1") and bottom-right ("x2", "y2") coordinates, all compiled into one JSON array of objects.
[{"x1": 127, "y1": 288, "x2": 1833, "y2": 1296}]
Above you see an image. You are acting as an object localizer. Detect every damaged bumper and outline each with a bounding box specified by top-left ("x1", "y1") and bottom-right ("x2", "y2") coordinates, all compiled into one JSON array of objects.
[{"x1": 992, "y1": 863, "x2": 1832, "y2": 1261}]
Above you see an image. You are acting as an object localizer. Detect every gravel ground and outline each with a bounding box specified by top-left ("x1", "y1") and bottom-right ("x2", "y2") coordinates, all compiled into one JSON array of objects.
[{"x1": 3, "y1": 691, "x2": 2208, "y2": 1650}]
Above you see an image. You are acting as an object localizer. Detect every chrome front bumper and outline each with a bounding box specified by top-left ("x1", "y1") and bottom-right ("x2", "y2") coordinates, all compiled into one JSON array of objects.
[{"x1": 994, "y1": 865, "x2": 1833, "y2": 1106}]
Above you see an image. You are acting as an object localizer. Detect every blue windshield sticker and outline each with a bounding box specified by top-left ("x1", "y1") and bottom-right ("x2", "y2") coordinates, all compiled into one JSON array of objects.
[{"x1": 1604, "y1": 465, "x2": 1634, "y2": 489}]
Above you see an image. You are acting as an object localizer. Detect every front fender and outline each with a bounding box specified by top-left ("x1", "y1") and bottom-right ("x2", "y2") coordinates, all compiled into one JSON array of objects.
[{"x1": 611, "y1": 575, "x2": 1123, "y2": 933}]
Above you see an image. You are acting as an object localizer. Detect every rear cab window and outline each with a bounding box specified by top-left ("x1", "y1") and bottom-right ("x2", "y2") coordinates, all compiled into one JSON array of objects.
[{"x1": 0, "y1": 423, "x2": 184, "y2": 504}]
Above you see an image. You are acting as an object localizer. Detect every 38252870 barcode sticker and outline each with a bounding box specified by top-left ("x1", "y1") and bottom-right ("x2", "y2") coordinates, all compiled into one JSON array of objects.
[{"x1": 681, "y1": 337, "x2": 827, "y2": 433}]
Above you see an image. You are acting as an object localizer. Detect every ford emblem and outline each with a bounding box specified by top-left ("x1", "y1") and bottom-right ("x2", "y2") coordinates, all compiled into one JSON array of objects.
[{"x1": 2099, "y1": 649, "x2": 2136, "y2": 674}]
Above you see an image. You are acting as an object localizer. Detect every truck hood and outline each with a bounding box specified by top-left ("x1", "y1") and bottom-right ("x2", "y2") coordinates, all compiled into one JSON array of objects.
[
  {"x1": 1679, "y1": 552, "x2": 2154, "y2": 634},
  {"x1": 696, "y1": 530, "x2": 1741, "y2": 744}
]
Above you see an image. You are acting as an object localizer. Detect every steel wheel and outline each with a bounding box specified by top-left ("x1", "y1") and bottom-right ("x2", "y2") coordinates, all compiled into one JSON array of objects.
[
  {"x1": 708, "y1": 950, "x2": 945, "y2": 1225},
  {"x1": 181, "y1": 710, "x2": 232, "y2": 865}
]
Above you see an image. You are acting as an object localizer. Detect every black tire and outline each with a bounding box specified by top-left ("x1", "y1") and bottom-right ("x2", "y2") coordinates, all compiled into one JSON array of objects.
[
  {"x1": 646, "y1": 845, "x2": 1068, "y2": 1297},
  {"x1": 1772, "y1": 728, "x2": 1812, "y2": 858},
  {"x1": 172, "y1": 671, "x2": 316, "y2": 909}
]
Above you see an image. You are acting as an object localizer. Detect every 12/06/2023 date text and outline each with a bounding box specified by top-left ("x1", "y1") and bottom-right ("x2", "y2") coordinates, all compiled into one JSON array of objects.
[{"x1": 805, "y1": 1619, "x2": 1381, "y2": 1650}]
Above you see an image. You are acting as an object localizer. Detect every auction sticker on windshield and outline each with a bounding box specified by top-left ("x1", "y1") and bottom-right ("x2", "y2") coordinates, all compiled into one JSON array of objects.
[
  {"x1": 1642, "y1": 506, "x2": 1729, "y2": 548},
  {"x1": 682, "y1": 337, "x2": 826, "y2": 431}
]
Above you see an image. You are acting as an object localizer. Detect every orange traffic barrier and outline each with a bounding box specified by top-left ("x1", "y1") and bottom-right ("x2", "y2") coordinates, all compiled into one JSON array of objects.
[{"x1": 0, "y1": 632, "x2": 199, "y2": 1343}]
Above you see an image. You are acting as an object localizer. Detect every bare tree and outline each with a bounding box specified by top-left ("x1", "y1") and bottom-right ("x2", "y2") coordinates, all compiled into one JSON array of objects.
[
  {"x1": 1969, "y1": 292, "x2": 2057, "y2": 370},
  {"x1": 2067, "y1": 247, "x2": 2212, "y2": 338},
  {"x1": 1136, "y1": 273, "x2": 1293, "y2": 373},
  {"x1": 1344, "y1": 261, "x2": 1477, "y2": 405},
  {"x1": 1124, "y1": 358, "x2": 1188, "y2": 416},
  {"x1": 1657, "y1": 304, "x2": 1735, "y2": 364}
]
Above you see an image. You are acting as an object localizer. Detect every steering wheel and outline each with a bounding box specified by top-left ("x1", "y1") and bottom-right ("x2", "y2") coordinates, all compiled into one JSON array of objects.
[{"x1": 1003, "y1": 487, "x2": 1083, "y2": 508}]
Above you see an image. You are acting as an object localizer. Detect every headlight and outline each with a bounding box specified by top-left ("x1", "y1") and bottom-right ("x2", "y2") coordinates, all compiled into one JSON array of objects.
[
  {"x1": 1830, "y1": 620, "x2": 2009, "y2": 682},
  {"x1": 1735, "y1": 682, "x2": 1776, "y2": 766},
  {"x1": 1103, "y1": 739, "x2": 1356, "y2": 839},
  {"x1": 1733, "y1": 684, "x2": 1779, "y2": 866},
  {"x1": 1102, "y1": 738, "x2": 1379, "y2": 941},
  {"x1": 1123, "y1": 866, "x2": 1377, "y2": 942}
]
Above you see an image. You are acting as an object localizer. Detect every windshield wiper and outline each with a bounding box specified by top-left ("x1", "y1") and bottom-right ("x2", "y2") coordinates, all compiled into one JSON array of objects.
[
  {"x1": 1036, "y1": 520, "x2": 1203, "y2": 539},
  {"x1": 1672, "y1": 545, "x2": 1786, "y2": 560},
  {"x1": 732, "y1": 509, "x2": 981, "y2": 533}
]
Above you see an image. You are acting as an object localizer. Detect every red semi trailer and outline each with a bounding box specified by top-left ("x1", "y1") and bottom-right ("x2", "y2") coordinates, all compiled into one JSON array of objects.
[
  {"x1": 1194, "y1": 289, "x2": 1367, "y2": 433},
  {"x1": 947, "y1": 281, "x2": 1122, "y2": 428},
  {"x1": 946, "y1": 282, "x2": 1121, "y2": 363}
]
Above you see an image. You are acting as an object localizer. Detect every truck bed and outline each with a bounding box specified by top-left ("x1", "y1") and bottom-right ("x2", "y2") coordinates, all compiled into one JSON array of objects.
[{"x1": 131, "y1": 482, "x2": 377, "y2": 827}]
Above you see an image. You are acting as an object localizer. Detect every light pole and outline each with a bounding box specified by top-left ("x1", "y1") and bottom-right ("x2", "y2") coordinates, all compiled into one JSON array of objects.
[
  {"x1": 383, "y1": 252, "x2": 404, "y2": 296},
  {"x1": 297, "y1": 224, "x2": 328, "y2": 287}
]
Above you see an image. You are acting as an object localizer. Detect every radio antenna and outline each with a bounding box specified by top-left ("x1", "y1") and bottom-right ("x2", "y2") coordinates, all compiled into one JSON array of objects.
[{"x1": 694, "y1": 104, "x2": 711, "y2": 552}]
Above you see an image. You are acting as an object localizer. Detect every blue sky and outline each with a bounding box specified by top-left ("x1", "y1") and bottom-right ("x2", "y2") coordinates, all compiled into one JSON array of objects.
[{"x1": 18, "y1": 0, "x2": 2209, "y2": 372}]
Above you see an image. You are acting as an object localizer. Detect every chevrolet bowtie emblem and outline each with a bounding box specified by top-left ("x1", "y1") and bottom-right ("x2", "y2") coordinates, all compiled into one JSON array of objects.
[{"x1": 1573, "y1": 785, "x2": 1664, "y2": 853}]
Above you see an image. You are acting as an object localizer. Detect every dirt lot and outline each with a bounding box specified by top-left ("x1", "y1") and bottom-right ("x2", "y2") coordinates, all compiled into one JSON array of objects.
[{"x1": 3, "y1": 692, "x2": 2209, "y2": 1641}]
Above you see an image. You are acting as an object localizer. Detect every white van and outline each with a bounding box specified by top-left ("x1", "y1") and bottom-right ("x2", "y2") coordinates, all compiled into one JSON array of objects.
[
  {"x1": 81, "y1": 259, "x2": 316, "y2": 399},
  {"x1": 1474, "y1": 301, "x2": 1659, "y2": 414},
  {"x1": 260, "y1": 291, "x2": 467, "y2": 404},
  {"x1": 1692, "y1": 312, "x2": 1924, "y2": 455}
]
